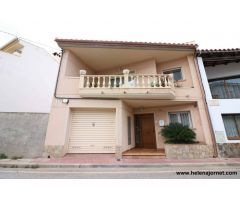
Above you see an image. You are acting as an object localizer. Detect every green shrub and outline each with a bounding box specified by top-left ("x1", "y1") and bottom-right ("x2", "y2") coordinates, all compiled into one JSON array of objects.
[
  {"x1": 161, "y1": 122, "x2": 196, "y2": 144},
  {"x1": 11, "y1": 156, "x2": 23, "y2": 160},
  {"x1": 0, "y1": 153, "x2": 8, "y2": 159}
]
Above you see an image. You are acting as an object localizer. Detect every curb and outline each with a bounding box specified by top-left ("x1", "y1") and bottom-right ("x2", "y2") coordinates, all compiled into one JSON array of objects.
[{"x1": 0, "y1": 162, "x2": 240, "y2": 169}]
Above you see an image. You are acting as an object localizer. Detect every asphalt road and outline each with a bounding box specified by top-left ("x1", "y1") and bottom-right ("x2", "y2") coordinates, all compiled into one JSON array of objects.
[{"x1": 0, "y1": 165, "x2": 240, "y2": 179}]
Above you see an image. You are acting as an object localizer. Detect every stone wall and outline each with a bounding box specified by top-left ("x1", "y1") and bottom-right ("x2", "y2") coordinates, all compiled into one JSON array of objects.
[
  {"x1": 164, "y1": 144, "x2": 214, "y2": 159},
  {"x1": 217, "y1": 143, "x2": 240, "y2": 158},
  {"x1": 0, "y1": 112, "x2": 49, "y2": 158}
]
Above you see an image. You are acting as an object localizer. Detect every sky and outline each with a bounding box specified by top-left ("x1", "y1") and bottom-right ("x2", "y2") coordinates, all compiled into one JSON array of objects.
[{"x1": 0, "y1": 0, "x2": 240, "y2": 52}]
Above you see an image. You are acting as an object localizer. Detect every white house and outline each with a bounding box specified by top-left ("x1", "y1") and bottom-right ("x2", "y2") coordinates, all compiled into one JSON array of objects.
[
  {"x1": 197, "y1": 49, "x2": 240, "y2": 157},
  {"x1": 0, "y1": 37, "x2": 59, "y2": 158}
]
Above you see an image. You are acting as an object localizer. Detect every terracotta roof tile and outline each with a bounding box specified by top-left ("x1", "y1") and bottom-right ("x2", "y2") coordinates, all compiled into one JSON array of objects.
[{"x1": 55, "y1": 38, "x2": 198, "y2": 49}]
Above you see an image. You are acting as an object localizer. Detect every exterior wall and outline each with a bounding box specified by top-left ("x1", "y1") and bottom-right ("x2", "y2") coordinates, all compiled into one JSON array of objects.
[
  {"x1": 65, "y1": 50, "x2": 95, "y2": 76},
  {"x1": 133, "y1": 103, "x2": 207, "y2": 149},
  {"x1": 0, "y1": 112, "x2": 48, "y2": 158},
  {"x1": 197, "y1": 57, "x2": 240, "y2": 157},
  {"x1": 121, "y1": 102, "x2": 135, "y2": 152},
  {"x1": 157, "y1": 57, "x2": 193, "y2": 88},
  {"x1": 98, "y1": 59, "x2": 157, "y2": 75},
  {"x1": 44, "y1": 98, "x2": 123, "y2": 157},
  {"x1": 0, "y1": 40, "x2": 58, "y2": 113}
]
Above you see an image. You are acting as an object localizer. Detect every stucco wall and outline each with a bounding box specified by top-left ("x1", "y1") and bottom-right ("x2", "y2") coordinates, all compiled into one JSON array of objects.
[
  {"x1": 157, "y1": 57, "x2": 193, "y2": 88},
  {"x1": 0, "y1": 112, "x2": 48, "y2": 158},
  {"x1": 98, "y1": 59, "x2": 157, "y2": 75},
  {"x1": 0, "y1": 40, "x2": 58, "y2": 113},
  {"x1": 133, "y1": 103, "x2": 208, "y2": 149},
  {"x1": 65, "y1": 50, "x2": 95, "y2": 76}
]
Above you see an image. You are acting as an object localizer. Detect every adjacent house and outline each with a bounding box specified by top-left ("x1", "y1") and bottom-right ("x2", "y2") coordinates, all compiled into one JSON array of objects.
[
  {"x1": 0, "y1": 37, "x2": 59, "y2": 158},
  {"x1": 197, "y1": 49, "x2": 240, "y2": 157},
  {"x1": 44, "y1": 39, "x2": 215, "y2": 159}
]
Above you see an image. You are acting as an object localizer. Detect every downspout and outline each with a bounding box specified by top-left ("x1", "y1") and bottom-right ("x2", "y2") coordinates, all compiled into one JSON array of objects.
[{"x1": 194, "y1": 51, "x2": 218, "y2": 158}]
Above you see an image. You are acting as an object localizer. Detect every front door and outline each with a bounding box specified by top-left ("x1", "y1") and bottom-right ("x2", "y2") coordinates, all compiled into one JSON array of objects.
[{"x1": 135, "y1": 114, "x2": 156, "y2": 148}]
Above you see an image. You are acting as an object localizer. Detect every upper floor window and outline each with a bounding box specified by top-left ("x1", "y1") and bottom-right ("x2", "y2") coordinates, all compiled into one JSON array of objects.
[
  {"x1": 169, "y1": 111, "x2": 192, "y2": 128},
  {"x1": 222, "y1": 114, "x2": 240, "y2": 140},
  {"x1": 163, "y1": 68, "x2": 183, "y2": 81},
  {"x1": 209, "y1": 76, "x2": 240, "y2": 99}
]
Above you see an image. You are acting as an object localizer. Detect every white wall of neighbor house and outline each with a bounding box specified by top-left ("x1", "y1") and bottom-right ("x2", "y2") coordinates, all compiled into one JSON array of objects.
[
  {"x1": 197, "y1": 57, "x2": 240, "y2": 144},
  {"x1": 0, "y1": 40, "x2": 59, "y2": 113}
]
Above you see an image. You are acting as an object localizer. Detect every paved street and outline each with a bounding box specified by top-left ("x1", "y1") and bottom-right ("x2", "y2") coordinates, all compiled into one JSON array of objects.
[{"x1": 0, "y1": 165, "x2": 240, "y2": 179}]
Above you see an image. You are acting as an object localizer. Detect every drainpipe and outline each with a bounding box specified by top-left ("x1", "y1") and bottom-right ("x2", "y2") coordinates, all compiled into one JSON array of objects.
[{"x1": 194, "y1": 51, "x2": 218, "y2": 158}]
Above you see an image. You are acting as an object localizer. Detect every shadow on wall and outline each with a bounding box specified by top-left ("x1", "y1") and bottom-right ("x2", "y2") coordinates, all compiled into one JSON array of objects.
[{"x1": 0, "y1": 112, "x2": 49, "y2": 158}]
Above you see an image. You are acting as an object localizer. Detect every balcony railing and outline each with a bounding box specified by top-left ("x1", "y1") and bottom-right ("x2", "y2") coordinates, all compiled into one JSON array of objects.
[
  {"x1": 78, "y1": 69, "x2": 175, "y2": 99},
  {"x1": 79, "y1": 69, "x2": 174, "y2": 89}
]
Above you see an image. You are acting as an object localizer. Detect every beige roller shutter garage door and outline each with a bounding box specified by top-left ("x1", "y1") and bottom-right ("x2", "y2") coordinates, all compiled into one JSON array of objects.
[{"x1": 68, "y1": 109, "x2": 116, "y2": 153}]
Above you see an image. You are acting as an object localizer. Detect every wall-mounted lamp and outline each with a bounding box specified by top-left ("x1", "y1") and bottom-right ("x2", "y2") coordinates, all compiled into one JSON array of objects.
[{"x1": 62, "y1": 99, "x2": 69, "y2": 104}]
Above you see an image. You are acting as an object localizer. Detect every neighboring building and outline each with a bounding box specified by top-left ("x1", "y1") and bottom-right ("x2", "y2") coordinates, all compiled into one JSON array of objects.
[
  {"x1": 0, "y1": 37, "x2": 59, "y2": 158},
  {"x1": 197, "y1": 49, "x2": 240, "y2": 157},
  {"x1": 44, "y1": 39, "x2": 215, "y2": 159}
]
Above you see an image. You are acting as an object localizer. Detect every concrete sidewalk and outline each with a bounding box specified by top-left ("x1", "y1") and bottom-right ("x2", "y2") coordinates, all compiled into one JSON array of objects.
[{"x1": 1, "y1": 154, "x2": 240, "y2": 169}]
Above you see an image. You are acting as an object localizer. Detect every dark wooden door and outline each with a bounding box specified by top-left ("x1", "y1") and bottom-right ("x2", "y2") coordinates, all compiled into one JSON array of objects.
[{"x1": 135, "y1": 114, "x2": 156, "y2": 148}]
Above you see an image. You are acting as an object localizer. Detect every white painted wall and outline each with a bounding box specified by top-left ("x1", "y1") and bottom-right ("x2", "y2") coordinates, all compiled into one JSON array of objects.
[
  {"x1": 197, "y1": 57, "x2": 240, "y2": 144},
  {"x1": 0, "y1": 40, "x2": 59, "y2": 113}
]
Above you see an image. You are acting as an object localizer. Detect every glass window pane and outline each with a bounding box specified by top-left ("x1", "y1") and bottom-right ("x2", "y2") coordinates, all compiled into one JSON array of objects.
[
  {"x1": 169, "y1": 113, "x2": 178, "y2": 123},
  {"x1": 222, "y1": 115, "x2": 239, "y2": 139},
  {"x1": 163, "y1": 69, "x2": 183, "y2": 81},
  {"x1": 209, "y1": 77, "x2": 240, "y2": 99},
  {"x1": 180, "y1": 112, "x2": 191, "y2": 127}
]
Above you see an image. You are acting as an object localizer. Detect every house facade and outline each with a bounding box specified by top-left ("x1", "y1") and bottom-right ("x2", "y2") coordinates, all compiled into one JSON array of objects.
[
  {"x1": 44, "y1": 39, "x2": 215, "y2": 158},
  {"x1": 0, "y1": 37, "x2": 59, "y2": 158},
  {"x1": 197, "y1": 49, "x2": 240, "y2": 157}
]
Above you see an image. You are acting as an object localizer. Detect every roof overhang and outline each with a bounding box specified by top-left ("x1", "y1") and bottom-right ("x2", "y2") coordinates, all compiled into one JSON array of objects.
[
  {"x1": 197, "y1": 48, "x2": 240, "y2": 67},
  {"x1": 56, "y1": 39, "x2": 197, "y2": 71}
]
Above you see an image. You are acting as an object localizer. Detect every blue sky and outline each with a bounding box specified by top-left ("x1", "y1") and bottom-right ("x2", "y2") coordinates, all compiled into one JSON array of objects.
[{"x1": 1, "y1": 0, "x2": 240, "y2": 52}]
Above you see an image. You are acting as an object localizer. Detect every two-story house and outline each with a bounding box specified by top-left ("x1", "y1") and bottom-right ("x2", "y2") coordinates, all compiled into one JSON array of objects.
[
  {"x1": 44, "y1": 39, "x2": 215, "y2": 159},
  {"x1": 197, "y1": 49, "x2": 240, "y2": 157}
]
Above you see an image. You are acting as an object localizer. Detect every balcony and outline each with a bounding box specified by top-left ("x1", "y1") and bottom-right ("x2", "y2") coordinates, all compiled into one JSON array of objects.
[{"x1": 79, "y1": 69, "x2": 175, "y2": 99}]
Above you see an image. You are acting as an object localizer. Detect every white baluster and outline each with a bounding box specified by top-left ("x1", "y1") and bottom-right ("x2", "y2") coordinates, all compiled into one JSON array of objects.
[
  {"x1": 158, "y1": 75, "x2": 162, "y2": 88},
  {"x1": 86, "y1": 76, "x2": 90, "y2": 88},
  {"x1": 114, "y1": 76, "x2": 117, "y2": 88},
  {"x1": 147, "y1": 75, "x2": 150, "y2": 87},
  {"x1": 142, "y1": 75, "x2": 145, "y2": 87},
  {"x1": 97, "y1": 76, "x2": 100, "y2": 88},
  {"x1": 164, "y1": 75, "x2": 167, "y2": 87},
  {"x1": 92, "y1": 76, "x2": 96, "y2": 88},
  {"x1": 102, "y1": 76, "x2": 105, "y2": 88},
  {"x1": 153, "y1": 75, "x2": 156, "y2": 88},
  {"x1": 136, "y1": 75, "x2": 139, "y2": 87},
  {"x1": 108, "y1": 76, "x2": 111, "y2": 88},
  {"x1": 119, "y1": 76, "x2": 122, "y2": 87}
]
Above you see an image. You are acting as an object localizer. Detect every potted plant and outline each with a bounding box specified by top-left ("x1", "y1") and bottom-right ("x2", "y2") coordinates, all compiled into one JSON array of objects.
[
  {"x1": 160, "y1": 123, "x2": 213, "y2": 159},
  {"x1": 161, "y1": 122, "x2": 196, "y2": 144}
]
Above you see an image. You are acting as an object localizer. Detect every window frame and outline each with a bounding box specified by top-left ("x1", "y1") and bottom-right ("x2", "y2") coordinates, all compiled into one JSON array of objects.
[
  {"x1": 127, "y1": 116, "x2": 132, "y2": 145},
  {"x1": 162, "y1": 67, "x2": 183, "y2": 81},
  {"x1": 222, "y1": 114, "x2": 240, "y2": 140},
  {"x1": 168, "y1": 111, "x2": 193, "y2": 128},
  {"x1": 208, "y1": 75, "x2": 240, "y2": 99}
]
